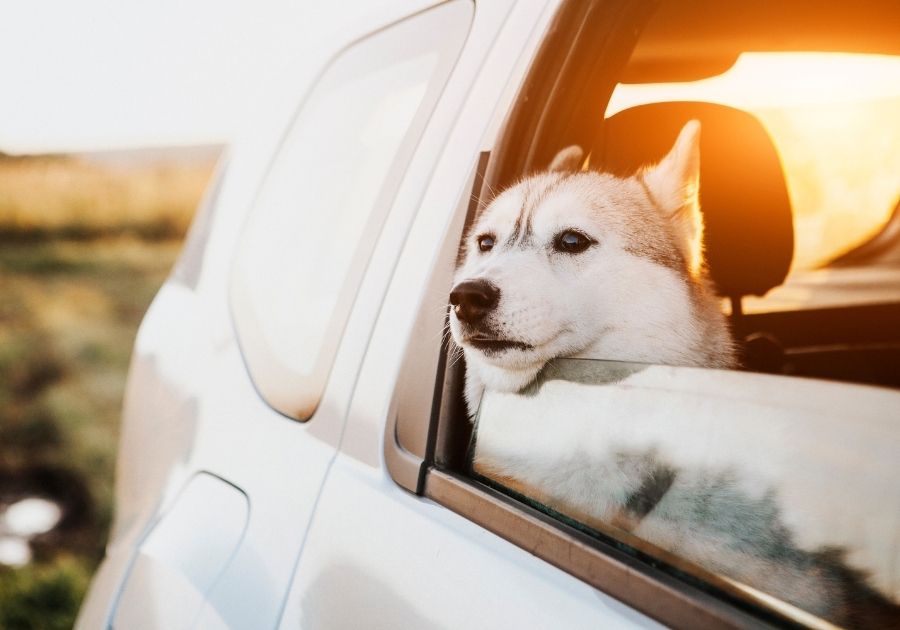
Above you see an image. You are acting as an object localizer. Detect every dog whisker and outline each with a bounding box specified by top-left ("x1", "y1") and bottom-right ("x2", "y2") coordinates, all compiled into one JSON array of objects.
[{"x1": 445, "y1": 343, "x2": 465, "y2": 370}]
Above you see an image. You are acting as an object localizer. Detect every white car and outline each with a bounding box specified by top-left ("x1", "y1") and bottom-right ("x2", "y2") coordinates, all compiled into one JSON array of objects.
[{"x1": 77, "y1": 1, "x2": 900, "y2": 628}]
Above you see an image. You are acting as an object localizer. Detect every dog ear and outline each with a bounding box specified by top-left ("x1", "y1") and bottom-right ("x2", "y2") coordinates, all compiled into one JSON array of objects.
[
  {"x1": 642, "y1": 120, "x2": 703, "y2": 276},
  {"x1": 548, "y1": 145, "x2": 584, "y2": 172}
]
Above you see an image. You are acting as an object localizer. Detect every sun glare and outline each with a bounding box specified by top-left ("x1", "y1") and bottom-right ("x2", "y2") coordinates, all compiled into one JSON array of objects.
[
  {"x1": 609, "y1": 53, "x2": 900, "y2": 269},
  {"x1": 608, "y1": 53, "x2": 900, "y2": 113}
]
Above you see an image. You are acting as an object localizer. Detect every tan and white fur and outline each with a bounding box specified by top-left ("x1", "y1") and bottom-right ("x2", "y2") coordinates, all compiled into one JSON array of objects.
[{"x1": 450, "y1": 121, "x2": 735, "y2": 411}]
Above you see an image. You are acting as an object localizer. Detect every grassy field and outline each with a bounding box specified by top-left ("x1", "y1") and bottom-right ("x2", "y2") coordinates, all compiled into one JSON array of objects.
[
  {"x1": 0, "y1": 153, "x2": 211, "y2": 240},
  {"x1": 0, "y1": 153, "x2": 215, "y2": 628}
]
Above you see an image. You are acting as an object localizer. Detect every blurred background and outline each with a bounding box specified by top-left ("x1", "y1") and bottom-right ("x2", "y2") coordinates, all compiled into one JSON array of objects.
[
  {"x1": 4, "y1": 3, "x2": 900, "y2": 627},
  {"x1": 0, "y1": 2, "x2": 308, "y2": 627},
  {"x1": 0, "y1": 144, "x2": 216, "y2": 629}
]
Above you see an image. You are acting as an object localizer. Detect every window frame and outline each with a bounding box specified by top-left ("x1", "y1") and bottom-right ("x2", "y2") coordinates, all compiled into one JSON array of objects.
[{"x1": 386, "y1": 0, "x2": 845, "y2": 627}]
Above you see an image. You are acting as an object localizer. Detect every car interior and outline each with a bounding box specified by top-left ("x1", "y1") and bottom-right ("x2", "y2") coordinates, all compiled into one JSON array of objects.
[
  {"x1": 625, "y1": 2, "x2": 900, "y2": 390},
  {"x1": 594, "y1": 101, "x2": 796, "y2": 371},
  {"x1": 584, "y1": 1, "x2": 900, "y2": 391}
]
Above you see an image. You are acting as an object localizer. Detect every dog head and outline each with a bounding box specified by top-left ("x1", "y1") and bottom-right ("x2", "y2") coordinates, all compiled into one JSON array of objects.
[{"x1": 450, "y1": 121, "x2": 708, "y2": 405}]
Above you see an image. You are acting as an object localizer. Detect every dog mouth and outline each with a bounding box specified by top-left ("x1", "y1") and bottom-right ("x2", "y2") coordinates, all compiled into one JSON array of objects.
[{"x1": 465, "y1": 335, "x2": 534, "y2": 354}]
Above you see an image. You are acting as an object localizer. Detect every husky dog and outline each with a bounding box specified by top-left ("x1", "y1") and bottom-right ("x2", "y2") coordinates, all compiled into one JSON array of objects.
[
  {"x1": 450, "y1": 121, "x2": 735, "y2": 409},
  {"x1": 447, "y1": 123, "x2": 900, "y2": 626}
]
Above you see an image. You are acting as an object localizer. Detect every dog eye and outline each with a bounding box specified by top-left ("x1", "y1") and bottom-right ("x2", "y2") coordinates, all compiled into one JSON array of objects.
[
  {"x1": 477, "y1": 234, "x2": 496, "y2": 252},
  {"x1": 554, "y1": 230, "x2": 593, "y2": 254}
]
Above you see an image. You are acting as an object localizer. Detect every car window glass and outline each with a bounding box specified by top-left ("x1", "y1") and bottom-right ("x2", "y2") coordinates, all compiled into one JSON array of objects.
[
  {"x1": 231, "y1": 1, "x2": 473, "y2": 420},
  {"x1": 470, "y1": 359, "x2": 900, "y2": 626}
]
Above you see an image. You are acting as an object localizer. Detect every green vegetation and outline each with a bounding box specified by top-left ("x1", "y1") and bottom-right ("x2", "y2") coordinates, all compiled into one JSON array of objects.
[
  {"x1": 0, "y1": 557, "x2": 92, "y2": 630},
  {"x1": 0, "y1": 238, "x2": 184, "y2": 626},
  {"x1": 0, "y1": 152, "x2": 214, "y2": 626}
]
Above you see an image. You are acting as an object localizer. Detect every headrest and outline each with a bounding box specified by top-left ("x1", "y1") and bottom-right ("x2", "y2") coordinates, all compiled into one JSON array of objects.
[{"x1": 593, "y1": 102, "x2": 794, "y2": 298}]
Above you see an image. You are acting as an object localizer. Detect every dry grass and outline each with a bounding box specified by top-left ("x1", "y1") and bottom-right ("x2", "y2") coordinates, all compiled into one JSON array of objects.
[{"x1": 0, "y1": 154, "x2": 215, "y2": 240}]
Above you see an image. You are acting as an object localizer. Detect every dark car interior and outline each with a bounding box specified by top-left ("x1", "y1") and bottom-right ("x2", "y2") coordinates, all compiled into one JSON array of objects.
[{"x1": 595, "y1": 100, "x2": 900, "y2": 388}]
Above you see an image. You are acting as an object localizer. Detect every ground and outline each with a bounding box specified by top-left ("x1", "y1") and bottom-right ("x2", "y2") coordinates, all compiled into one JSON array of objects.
[{"x1": 0, "y1": 153, "x2": 213, "y2": 629}]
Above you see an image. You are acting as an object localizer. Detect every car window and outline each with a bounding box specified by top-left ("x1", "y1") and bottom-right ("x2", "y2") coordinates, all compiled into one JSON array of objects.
[
  {"x1": 418, "y1": 1, "x2": 900, "y2": 628},
  {"x1": 230, "y1": 1, "x2": 473, "y2": 420},
  {"x1": 471, "y1": 359, "x2": 900, "y2": 627}
]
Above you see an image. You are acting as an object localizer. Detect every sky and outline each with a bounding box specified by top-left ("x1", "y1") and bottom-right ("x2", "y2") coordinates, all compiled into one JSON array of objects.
[{"x1": 0, "y1": 1, "x2": 311, "y2": 154}]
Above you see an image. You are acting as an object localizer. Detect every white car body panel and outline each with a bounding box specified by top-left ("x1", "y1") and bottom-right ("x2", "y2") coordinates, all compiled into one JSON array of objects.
[
  {"x1": 77, "y1": 1, "x2": 662, "y2": 628},
  {"x1": 77, "y1": 0, "x2": 899, "y2": 627},
  {"x1": 111, "y1": 474, "x2": 248, "y2": 630},
  {"x1": 279, "y1": 456, "x2": 664, "y2": 629}
]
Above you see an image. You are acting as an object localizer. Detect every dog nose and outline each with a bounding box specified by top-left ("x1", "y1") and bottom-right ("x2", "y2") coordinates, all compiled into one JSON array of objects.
[{"x1": 449, "y1": 279, "x2": 500, "y2": 324}]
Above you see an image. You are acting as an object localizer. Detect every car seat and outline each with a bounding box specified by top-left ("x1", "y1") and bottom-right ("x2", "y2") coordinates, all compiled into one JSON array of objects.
[{"x1": 592, "y1": 101, "x2": 795, "y2": 371}]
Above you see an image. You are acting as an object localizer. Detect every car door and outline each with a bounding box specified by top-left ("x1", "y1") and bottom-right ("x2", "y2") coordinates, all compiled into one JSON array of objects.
[
  {"x1": 274, "y1": 1, "x2": 665, "y2": 628},
  {"x1": 285, "y1": 1, "x2": 900, "y2": 629}
]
